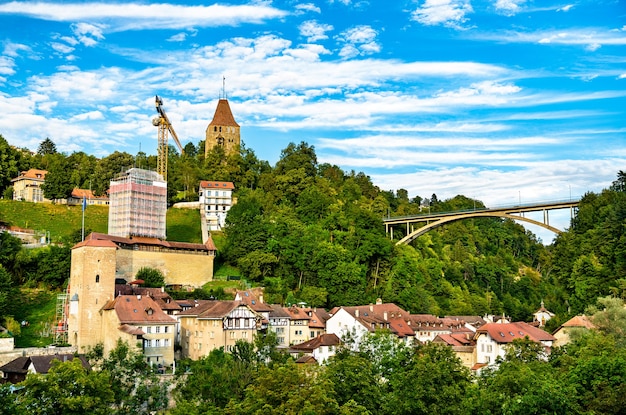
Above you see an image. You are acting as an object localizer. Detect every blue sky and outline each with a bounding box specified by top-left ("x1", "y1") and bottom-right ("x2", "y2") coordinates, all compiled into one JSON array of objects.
[{"x1": 1, "y1": 0, "x2": 625, "y2": 242}]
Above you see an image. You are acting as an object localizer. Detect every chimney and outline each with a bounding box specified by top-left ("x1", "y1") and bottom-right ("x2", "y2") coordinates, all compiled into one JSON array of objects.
[
  {"x1": 383, "y1": 311, "x2": 388, "y2": 321},
  {"x1": 355, "y1": 309, "x2": 359, "y2": 318},
  {"x1": 137, "y1": 294, "x2": 141, "y2": 300},
  {"x1": 369, "y1": 304, "x2": 374, "y2": 312},
  {"x1": 376, "y1": 298, "x2": 382, "y2": 305},
  {"x1": 259, "y1": 294, "x2": 264, "y2": 303}
]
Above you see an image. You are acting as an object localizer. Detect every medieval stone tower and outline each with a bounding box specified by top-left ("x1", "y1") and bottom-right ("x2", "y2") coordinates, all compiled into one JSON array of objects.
[
  {"x1": 68, "y1": 238, "x2": 117, "y2": 353},
  {"x1": 205, "y1": 98, "x2": 240, "y2": 157}
]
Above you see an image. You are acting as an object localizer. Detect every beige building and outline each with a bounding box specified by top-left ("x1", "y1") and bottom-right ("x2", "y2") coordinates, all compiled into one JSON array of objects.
[
  {"x1": 68, "y1": 232, "x2": 217, "y2": 354},
  {"x1": 178, "y1": 301, "x2": 261, "y2": 360},
  {"x1": 552, "y1": 315, "x2": 595, "y2": 347},
  {"x1": 101, "y1": 294, "x2": 176, "y2": 367},
  {"x1": 11, "y1": 169, "x2": 49, "y2": 203},
  {"x1": 205, "y1": 98, "x2": 240, "y2": 157}
]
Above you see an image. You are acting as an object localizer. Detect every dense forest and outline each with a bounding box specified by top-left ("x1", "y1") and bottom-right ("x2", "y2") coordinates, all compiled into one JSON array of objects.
[
  {"x1": 1, "y1": 134, "x2": 626, "y2": 326},
  {"x1": 1, "y1": 133, "x2": 626, "y2": 413}
]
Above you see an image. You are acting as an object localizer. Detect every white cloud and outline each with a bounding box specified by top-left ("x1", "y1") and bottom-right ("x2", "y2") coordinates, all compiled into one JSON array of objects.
[
  {"x1": 50, "y1": 42, "x2": 75, "y2": 54},
  {"x1": 495, "y1": 0, "x2": 526, "y2": 16},
  {"x1": 167, "y1": 32, "x2": 188, "y2": 42},
  {"x1": 557, "y1": 4, "x2": 574, "y2": 12},
  {"x1": 71, "y1": 22, "x2": 105, "y2": 46},
  {"x1": 479, "y1": 28, "x2": 626, "y2": 50},
  {"x1": 337, "y1": 25, "x2": 380, "y2": 58},
  {"x1": 412, "y1": 0, "x2": 473, "y2": 29},
  {"x1": 295, "y1": 3, "x2": 321, "y2": 14},
  {"x1": 0, "y1": 2, "x2": 288, "y2": 32},
  {"x1": 299, "y1": 20, "x2": 334, "y2": 42}
]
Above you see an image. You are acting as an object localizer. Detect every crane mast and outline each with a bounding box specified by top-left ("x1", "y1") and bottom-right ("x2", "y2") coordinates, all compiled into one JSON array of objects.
[{"x1": 153, "y1": 95, "x2": 184, "y2": 181}]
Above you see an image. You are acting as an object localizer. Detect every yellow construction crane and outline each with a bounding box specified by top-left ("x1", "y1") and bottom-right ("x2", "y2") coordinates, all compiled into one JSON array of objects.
[{"x1": 152, "y1": 95, "x2": 184, "y2": 181}]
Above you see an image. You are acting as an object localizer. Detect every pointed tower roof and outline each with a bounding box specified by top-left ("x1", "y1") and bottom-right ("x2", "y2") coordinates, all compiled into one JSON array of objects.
[{"x1": 209, "y1": 99, "x2": 239, "y2": 127}]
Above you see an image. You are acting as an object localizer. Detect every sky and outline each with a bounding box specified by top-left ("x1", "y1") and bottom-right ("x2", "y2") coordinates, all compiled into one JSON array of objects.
[{"x1": 1, "y1": 0, "x2": 625, "y2": 243}]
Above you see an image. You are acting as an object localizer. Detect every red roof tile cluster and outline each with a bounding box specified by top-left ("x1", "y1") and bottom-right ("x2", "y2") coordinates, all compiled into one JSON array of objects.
[
  {"x1": 290, "y1": 333, "x2": 341, "y2": 352},
  {"x1": 103, "y1": 295, "x2": 176, "y2": 325},
  {"x1": 560, "y1": 315, "x2": 595, "y2": 329},
  {"x1": 177, "y1": 300, "x2": 247, "y2": 319},
  {"x1": 11, "y1": 169, "x2": 47, "y2": 181},
  {"x1": 475, "y1": 321, "x2": 555, "y2": 344},
  {"x1": 199, "y1": 180, "x2": 235, "y2": 190}
]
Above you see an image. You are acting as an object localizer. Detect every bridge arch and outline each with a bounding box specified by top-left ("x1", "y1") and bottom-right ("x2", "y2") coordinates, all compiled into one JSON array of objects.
[{"x1": 396, "y1": 211, "x2": 563, "y2": 246}]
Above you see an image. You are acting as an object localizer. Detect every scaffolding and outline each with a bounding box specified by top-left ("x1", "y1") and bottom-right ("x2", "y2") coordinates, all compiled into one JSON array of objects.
[
  {"x1": 108, "y1": 168, "x2": 167, "y2": 239},
  {"x1": 54, "y1": 284, "x2": 70, "y2": 344}
]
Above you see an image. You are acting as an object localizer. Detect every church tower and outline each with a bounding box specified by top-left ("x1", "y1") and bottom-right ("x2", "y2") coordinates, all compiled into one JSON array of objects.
[{"x1": 205, "y1": 98, "x2": 240, "y2": 157}]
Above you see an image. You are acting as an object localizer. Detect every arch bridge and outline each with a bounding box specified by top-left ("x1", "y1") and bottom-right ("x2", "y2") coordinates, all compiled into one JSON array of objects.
[{"x1": 384, "y1": 199, "x2": 579, "y2": 245}]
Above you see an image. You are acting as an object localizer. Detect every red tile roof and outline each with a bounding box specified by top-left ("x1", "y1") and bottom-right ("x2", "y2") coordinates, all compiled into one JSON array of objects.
[
  {"x1": 560, "y1": 315, "x2": 595, "y2": 329},
  {"x1": 11, "y1": 169, "x2": 47, "y2": 181},
  {"x1": 176, "y1": 300, "x2": 253, "y2": 319},
  {"x1": 72, "y1": 231, "x2": 217, "y2": 252},
  {"x1": 290, "y1": 333, "x2": 341, "y2": 352},
  {"x1": 476, "y1": 321, "x2": 556, "y2": 344},
  {"x1": 103, "y1": 295, "x2": 176, "y2": 324},
  {"x1": 199, "y1": 180, "x2": 235, "y2": 190},
  {"x1": 208, "y1": 99, "x2": 239, "y2": 127}
]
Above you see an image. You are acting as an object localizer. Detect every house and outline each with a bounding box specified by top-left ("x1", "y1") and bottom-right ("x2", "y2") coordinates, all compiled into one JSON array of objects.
[
  {"x1": 268, "y1": 304, "x2": 291, "y2": 349},
  {"x1": 289, "y1": 333, "x2": 341, "y2": 365},
  {"x1": 284, "y1": 305, "x2": 312, "y2": 345},
  {"x1": 533, "y1": 301, "x2": 555, "y2": 327},
  {"x1": 0, "y1": 354, "x2": 89, "y2": 384},
  {"x1": 101, "y1": 294, "x2": 176, "y2": 368},
  {"x1": 552, "y1": 315, "x2": 596, "y2": 347},
  {"x1": 177, "y1": 301, "x2": 261, "y2": 359},
  {"x1": 67, "y1": 188, "x2": 109, "y2": 206},
  {"x1": 432, "y1": 332, "x2": 477, "y2": 369},
  {"x1": 326, "y1": 300, "x2": 414, "y2": 349},
  {"x1": 11, "y1": 169, "x2": 49, "y2": 203},
  {"x1": 115, "y1": 285, "x2": 182, "y2": 316},
  {"x1": 234, "y1": 289, "x2": 272, "y2": 330},
  {"x1": 198, "y1": 180, "x2": 235, "y2": 236},
  {"x1": 474, "y1": 321, "x2": 556, "y2": 366}
]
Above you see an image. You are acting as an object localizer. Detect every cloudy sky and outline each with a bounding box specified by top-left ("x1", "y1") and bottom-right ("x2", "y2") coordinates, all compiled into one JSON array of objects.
[{"x1": 1, "y1": 0, "x2": 625, "y2": 242}]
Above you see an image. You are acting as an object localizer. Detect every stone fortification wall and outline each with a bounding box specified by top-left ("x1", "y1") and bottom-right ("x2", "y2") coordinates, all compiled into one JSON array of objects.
[{"x1": 116, "y1": 249, "x2": 214, "y2": 288}]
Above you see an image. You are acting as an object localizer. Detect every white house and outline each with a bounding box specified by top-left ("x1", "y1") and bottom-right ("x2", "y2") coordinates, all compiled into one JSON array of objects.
[
  {"x1": 474, "y1": 321, "x2": 556, "y2": 367},
  {"x1": 289, "y1": 333, "x2": 341, "y2": 364},
  {"x1": 198, "y1": 181, "x2": 234, "y2": 234}
]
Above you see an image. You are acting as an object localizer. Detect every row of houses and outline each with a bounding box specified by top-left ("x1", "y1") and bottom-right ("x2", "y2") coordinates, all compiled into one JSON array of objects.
[{"x1": 66, "y1": 284, "x2": 593, "y2": 372}]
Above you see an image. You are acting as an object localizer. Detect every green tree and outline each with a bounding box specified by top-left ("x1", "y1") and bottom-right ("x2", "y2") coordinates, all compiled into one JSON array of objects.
[
  {"x1": 92, "y1": 151, "x2": 135, "y2": 196},
  {"x1": 0, "y1": 134, "x2": 21, "y2": 194},
  {"x1": 135, "y1": 267, "x2": 165, "y2": 288},
  {"x1": 87, "y1": 340, "x2": 170, "y2": 414},
  {"x1": 15, "y1": 358, "x2": 114, "y2": 415},
  {"x1": 226, "y1": 362, "x2": 340, "y2": 415},
  {"x1": 0, "y1": 231, "x2": 22, "y2": 274},
  {"x1": 384, "y1": 343, "x2": 471, "y2": 415},
  {"x1": 37, "y1": 138, "x2": 57, "y2": 156}
]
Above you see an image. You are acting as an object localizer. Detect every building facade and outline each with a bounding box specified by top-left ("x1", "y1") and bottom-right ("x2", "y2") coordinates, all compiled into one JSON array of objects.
[
  {"x1": 108, "y1": 168, "x2": 167, "y2": 240},
  {"x1": 199, "y1": 181, "x2": 234, "y2": 233},
  {"x1": 11, "y1": 169, "x2": 48, "y2": 203},
  {"x1": 68, "y1": 232, "x2": 217, "y2": 354},
  {"x1": 177, "y1": 301, "x2": 261, "y2": 360},
  {"x1": 205, "y1": 98, "x2": 240, "y2": 157}
]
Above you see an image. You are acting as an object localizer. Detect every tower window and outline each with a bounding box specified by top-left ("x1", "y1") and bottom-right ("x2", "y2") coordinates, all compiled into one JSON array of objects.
[{"x1": 95, "y1": 274, "x2": 100, "y2": 283}]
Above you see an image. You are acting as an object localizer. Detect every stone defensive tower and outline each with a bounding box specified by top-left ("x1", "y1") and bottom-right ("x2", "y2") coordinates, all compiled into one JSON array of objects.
[{"x1": 205, "y1": 98, "x2": 240, "y2": 157}]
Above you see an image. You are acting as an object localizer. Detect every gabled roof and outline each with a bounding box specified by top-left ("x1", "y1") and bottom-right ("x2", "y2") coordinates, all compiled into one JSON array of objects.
[
  {"x1": 71, "y1": 188, "x2": 108, "y2": 199},
  {"x1": 235, "y1": 290, "x2": 273, "y2": 313},
  {"x1": 269, "y1": 303, "x2": 291, "y2": 318},
  {"x1": 208, "y1": 99, "x2": 239, "y2": 127},
  {"x1": 338, "y1": 303, "x2": 415, "y2": 337},
  {"x1": 0, "y1": 354, "x2": 89, "y2": 375},
  {"x1": 103, "y1": 295, "x2": 176, "y2": 325},
  {"x1": 284, "y1": 305, "x2": 312, "y2": 321},
  {"x1": 199, "y1": 181, "x2": 235, "y2": 190},
  {"x1": 73, "y1": 231, "x2": 217, "y2": 252},
  {"x1": 177, "y1": 300, "x2": 255, "y2": 319},
  {"x1": 433, "y1": 333, "x2": 475, "y2": 347},
  {"x1": 445, "y1": 315, "x2": 487, "y2": 328},
  {"x1": 114, "y1": 285, "x2": 182, "y2": 312},
  {"x1": 11, "y1": 169, "x2": 47, "y2": 182},
  {"x1": 561, "y1": 315, "x2": 595, "y2": 328},
  {"x1": 475, "y1": 321, "x2": 556, "y2": 344},
  {"x1": 290, "y1": 333, "x2": 341, "y2": 352}
]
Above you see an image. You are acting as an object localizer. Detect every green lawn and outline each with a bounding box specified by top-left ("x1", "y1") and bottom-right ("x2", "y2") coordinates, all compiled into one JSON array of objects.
[
  {"x1": 0, "y1": 200, "x2": 202, "y2": 243},
  {"x1": 12, "y1": 289, "x2": 58, "y2": 348}
]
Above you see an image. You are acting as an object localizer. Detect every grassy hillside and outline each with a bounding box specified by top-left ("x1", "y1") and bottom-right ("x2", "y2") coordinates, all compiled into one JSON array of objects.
[{"x1": 0, "y1": 200, "x2": 202, "y2": 243}]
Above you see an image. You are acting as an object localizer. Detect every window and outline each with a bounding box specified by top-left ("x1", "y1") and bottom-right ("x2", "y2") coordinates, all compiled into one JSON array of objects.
[
  {"x1": 95, "y1": 274, "x2": 100, "y2": 283},
  {"x1": 155, "y1": 326, "x2": 161, "y2": 333},
  {"x1": 164, "y1": 339, "x2": 170, "y2": 347},
  {"x1": 145, "y1": 339, "x2": 152, "y2": 347},
  {"x1": 155, "y1": 339, "x2": 161, "y2": 347},
  {"x1": 230, "y1": 331, "x2": 236, "y2": 339},
  {"x1": 164, "y1": 326, "x2": 168, "y2": 333},
  {"x1": 147, "y1": 326, "x2": 152, "y2": 334}
]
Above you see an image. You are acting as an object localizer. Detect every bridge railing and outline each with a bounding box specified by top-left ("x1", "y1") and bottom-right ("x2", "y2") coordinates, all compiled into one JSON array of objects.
[{"x1": 383, "y1": 197, "x2": 580, "y2": 222}]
